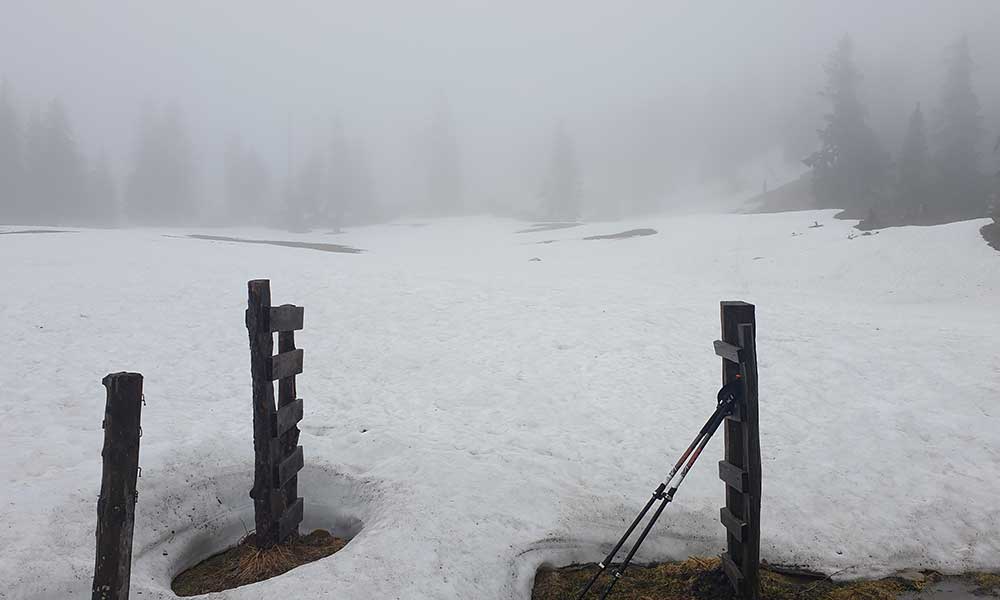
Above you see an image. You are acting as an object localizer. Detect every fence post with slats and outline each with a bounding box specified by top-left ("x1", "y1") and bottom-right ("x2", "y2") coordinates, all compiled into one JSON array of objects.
[
  {"x1": 92, "y1": 372, "x2": 143, "y2": 600},
  {"x1": 246, "y1": 280, "x2": 305, "y2": 548},
  {"x1": 715, "y1": 301, "x2": 761, "y2": 600}
]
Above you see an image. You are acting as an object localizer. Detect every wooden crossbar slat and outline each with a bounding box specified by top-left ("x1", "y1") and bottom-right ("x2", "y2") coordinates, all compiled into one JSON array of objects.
[
  {"x1": 270, "y1": 349, "x2": 303, "y2": 381},
  {"x1": 270, "y1": 304, "x2": 304, "y2": 332},
  {"x1": 273, "y1": 398, "x2": 303, "y2": 438},
  {"x1": 276, "y1": 446, "x2": 304, "y2": 487},
  {"x1": 278, "y1": 497, "x2": 304, "y2": 542},
  {"x1": 714, "y1": 340, "x2": 743, "y2": 363},
  {"x1": 719, "y1": 460, "x2": 749, "y2": 492},
  {"x1": 720, "y1": 507, "x2": 748, "y2": 542}
]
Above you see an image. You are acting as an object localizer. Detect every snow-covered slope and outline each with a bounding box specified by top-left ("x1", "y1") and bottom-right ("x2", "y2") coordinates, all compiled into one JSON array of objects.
[{"x1": 1, "y1": 211, "x2": 998, "y2": 599}]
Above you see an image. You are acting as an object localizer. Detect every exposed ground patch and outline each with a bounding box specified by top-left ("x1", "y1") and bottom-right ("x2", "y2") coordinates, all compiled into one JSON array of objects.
[
  {"x1": 533, "y1": 557, "x2": 998, "y2": 600},
  {"x1": 743, "y1": 175, "x2": 815, "y2": 214},
  {"x1": 186, "y1": 234, "x2": 364, "y2": 254},
  {"x1": 0, "y1": 229, "x2": 75, "y2": 235},
  {"x1": 981, "y1": 221, "x2": 1000, "y2": 252},
  {"x1": 583, "y1": 228, "x2": 657, "y2": 240},
  {"x1": 171, "y1": 529, "x2": 348, "y2": 596},
  {"x1": 517, "y1": 222, "x2": 582, "y2": 233}
]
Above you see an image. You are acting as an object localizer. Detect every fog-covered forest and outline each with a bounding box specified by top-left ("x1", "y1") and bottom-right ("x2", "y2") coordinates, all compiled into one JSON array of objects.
[{"x1": 0, "y1": 2, "x2": 998, "y2": 229}]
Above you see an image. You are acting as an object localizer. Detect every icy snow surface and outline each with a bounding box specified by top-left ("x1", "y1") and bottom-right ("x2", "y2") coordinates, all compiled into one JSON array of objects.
[{"x1": 1, "y1": 211, "x2": 998, "y2": 599}]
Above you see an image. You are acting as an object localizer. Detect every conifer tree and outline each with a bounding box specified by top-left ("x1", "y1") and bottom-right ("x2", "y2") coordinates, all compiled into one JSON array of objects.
[
  {"x1": 0, "y1": 81, "x2": 22, "y2": 221},
  {"x1": 542, "y1": 123, "x2": 582, "y2": 221},
  {"x1": 426, "y1": 95, "x2": 462, "y2": 215},
  {"x1": 895, "y1": 103, "x2": 931, "y2": 219},
  {"x1": 126, "y1": 103, "x2": 197, "y2": 224},
  {"x1": 86, "y1": 154, "x2": 118, "y2": 225},
  {"x1": 224, "y1": 135, "x2": 271, "y2": 225},
  {"x1": 24, "y1": 99, "x2": 84, "y2": 223},
  {"x1": 804, "y1": 35, "x2": 889, "y2": 216},
  {"x1": 934, "y1": 35, "x2": 986, "y2": 217}
]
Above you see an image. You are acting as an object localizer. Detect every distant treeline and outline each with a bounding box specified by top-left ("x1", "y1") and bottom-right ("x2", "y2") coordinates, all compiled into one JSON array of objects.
[
  {"x1": 0, "y1": 82, "x2": 584, "y2": 228},
  {"x1": 0, "y1": 86, "x2": 390, "y2": 229},
  {"x1": 1, "y1": 33, "x2": 997, "y2": 230},
  {"x1": 805, "y1": 35, "x2": 1000, "y2": 228}
]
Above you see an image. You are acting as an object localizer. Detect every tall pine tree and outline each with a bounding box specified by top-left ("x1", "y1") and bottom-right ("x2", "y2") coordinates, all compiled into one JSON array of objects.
[
  {"x1": 322, "y1": 122, "x2": 377, "y2": 227},
  {"x1": 895, "y1": 103, "x2": 931, "y2": 219},
  {"x1": 542, "y1": 123, "x2": 581, "y2": 221},
  {"x1": 224, "y1": 134, "x2": 271, "y2": 225},
  {"x1": 23, "y1": 99, "x2": 85, "y2": 224},
  {"x1": 0, "y1": 81, "x2": 23, "y2": 221},
  {"x1": 426, "y1": 95, "x2": 462, "y2": 215},
  {"x1": 934, "y1": 35, "x2": 986, "y2": 218},
  {"x1": 805, "y1": 35, "x2": 889, "y2": 218},
  {"x1": 126, "y1": 103, "x2": 197, "y2": 224},
  {"x1": 86, "y1": 153, "x2": 118, "y2": 226}
]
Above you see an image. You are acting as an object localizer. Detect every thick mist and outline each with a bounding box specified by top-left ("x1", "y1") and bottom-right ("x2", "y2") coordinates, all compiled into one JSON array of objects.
[{"x1": 0, "y1": 1, "x2": 998, "y2": 226}]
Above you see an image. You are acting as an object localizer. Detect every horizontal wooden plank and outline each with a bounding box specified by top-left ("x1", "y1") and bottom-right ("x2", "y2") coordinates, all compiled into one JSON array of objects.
[
  {"x1": 278, "y1": 497, "x2": 304, "y2": 542},
  {"x1": 714, "y1": 340, "x2": 743, "y2": 363},
  {"x1": 276, "y1": 446, "x2": 303, "y2": 487},
  {"x1": 721, "y1": 552, "x2": 743, "y2": 589},
  {"x1": 720, "y1": 507, "x2": 748, "y2": 542},
  {"x1": 273, "y1": 398, "x2": 303, "y2": 437},
  {"x1": 270, "y1": 349, "x2": 303, "y2": 381},
  {"x1": 270, "y1": 304, "x2": 303, "y2": 332},
  {"x1": 719, "y1": 460, "x2": 749, "y2": 492}
]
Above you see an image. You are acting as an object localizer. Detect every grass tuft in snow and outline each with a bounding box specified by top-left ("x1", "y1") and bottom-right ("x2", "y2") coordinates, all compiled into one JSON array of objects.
[
  {"x1": 171, "y1": 529, "x2": 348, "y2": 596},
  {"x1": 531, "y1": 557, "x2": 950, "y2": 600}
]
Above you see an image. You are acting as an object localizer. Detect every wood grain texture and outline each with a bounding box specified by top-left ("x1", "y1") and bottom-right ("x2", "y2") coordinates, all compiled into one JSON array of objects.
[{"x1": 93, "y1": 372, "x2": 143, "y2": 600}]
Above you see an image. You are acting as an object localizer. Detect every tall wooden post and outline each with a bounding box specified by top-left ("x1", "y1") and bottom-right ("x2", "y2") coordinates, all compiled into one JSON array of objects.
[
  {"x1": 93, "y1": 372, "x2": 143, "y2": 600},
  {"x1": 246, "y1": 280, "x2": 305, "y2": 548},
  {"x1": 247, "y1": 280, "x2": 280, "y2": 547},
  {"x1": 716, "y1": 302, "x2": 761, "y2": 600}
]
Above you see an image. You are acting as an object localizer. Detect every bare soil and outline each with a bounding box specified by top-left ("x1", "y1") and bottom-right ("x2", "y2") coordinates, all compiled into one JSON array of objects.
[
  {"x1": 533, "y1": 557, "x2": 999, "y2": 600},
  {"x1": 517, "y1": 222, "x2": 583, "y2": 233},
  {"x1": 981, "y1": 221, "x2": 1000, "y2": 252},
  {"x1": 171, "y1": 529, "x2": 348, "y2": 596},
  {"x1": 186, "y1": 234, "x2": 363, "y2": 254},
  {"x1": 583, "y1": 228, "x2": 657, "y2": 240}
]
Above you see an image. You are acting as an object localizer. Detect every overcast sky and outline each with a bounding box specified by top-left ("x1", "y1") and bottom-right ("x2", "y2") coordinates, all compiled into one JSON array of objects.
[{"x1": 2, "y1": 1, "x2": 998, "y2": 213}]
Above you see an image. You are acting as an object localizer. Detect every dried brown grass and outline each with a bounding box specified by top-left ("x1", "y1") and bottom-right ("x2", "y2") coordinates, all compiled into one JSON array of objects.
[{"x1": 171, "y1": 529, "x2": 348, "y2": 596}]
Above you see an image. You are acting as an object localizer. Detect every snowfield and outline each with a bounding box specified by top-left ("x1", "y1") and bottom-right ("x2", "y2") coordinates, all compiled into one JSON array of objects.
[{"x1": 1, "y1": 210, "x2": 998, "y2": 599}]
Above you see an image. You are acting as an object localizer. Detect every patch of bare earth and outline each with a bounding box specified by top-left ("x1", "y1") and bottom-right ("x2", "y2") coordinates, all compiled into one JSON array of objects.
[
  {"x1": 186, "y1": 234, "x2": 363, "y2": 254},
  {"x1": 0, "y1": 229, "x2": 75, "y2": 235},
  {"x1": 517, "y1": 222, "x2": 583, "y2": 233},
  {"x1": 981, "y1": 221, "x2": 1000, "y2": 252},
  {"x1": 583, "y1": 228, "x2": 657, "y2": 240},
  {"x1": 531, "y1": 557, "x2": 989, "y2": 600},
  {"x1": 171, "y1": 529, "x2": 348, "y2": 596}
]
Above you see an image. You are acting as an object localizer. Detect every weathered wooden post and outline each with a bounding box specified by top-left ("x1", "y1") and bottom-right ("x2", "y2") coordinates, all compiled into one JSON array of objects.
[
  {"x1": 246, "y1": 280, "x2": 305, "y2": 548},
  {"x1": 715, "y1": 301, "x2": 761, "y2": 600},
  {"x1": 93, "y1": 372, "x2": 144, "y2": 600}
]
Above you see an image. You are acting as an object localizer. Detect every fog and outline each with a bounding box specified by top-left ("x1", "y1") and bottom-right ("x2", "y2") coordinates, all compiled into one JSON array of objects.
[{"x1": 1, "y1": 1, "x2": 998, "y2": 226}]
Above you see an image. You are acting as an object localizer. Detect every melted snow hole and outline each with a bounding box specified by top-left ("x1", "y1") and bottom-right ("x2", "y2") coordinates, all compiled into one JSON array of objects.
[{"x1": 133, "y1": 465, "x2": 366, "y2": 589}]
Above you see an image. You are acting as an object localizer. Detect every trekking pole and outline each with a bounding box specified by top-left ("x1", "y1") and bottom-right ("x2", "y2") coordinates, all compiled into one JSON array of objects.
[
  {"x1": 574, "y1": 400, "x2": 727, "y2": 599},
  {"x1": 574, "y1": 377, "x2": 742, "y2": 600},
  {"x1": 588, "y1": 379, "x2": 743, "y2": 600}
]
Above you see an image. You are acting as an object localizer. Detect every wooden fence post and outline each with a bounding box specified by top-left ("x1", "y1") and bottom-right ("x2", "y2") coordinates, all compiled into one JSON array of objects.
[
  {"x1": 716, "y1": 301, "x2": 761, "y2": 600},
  {"x1": 246, "y1": 280, "x2": 305, "y2": 548},
  {"x1": 93, "y1": 372, "x2": 143, "y2": 600}
]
